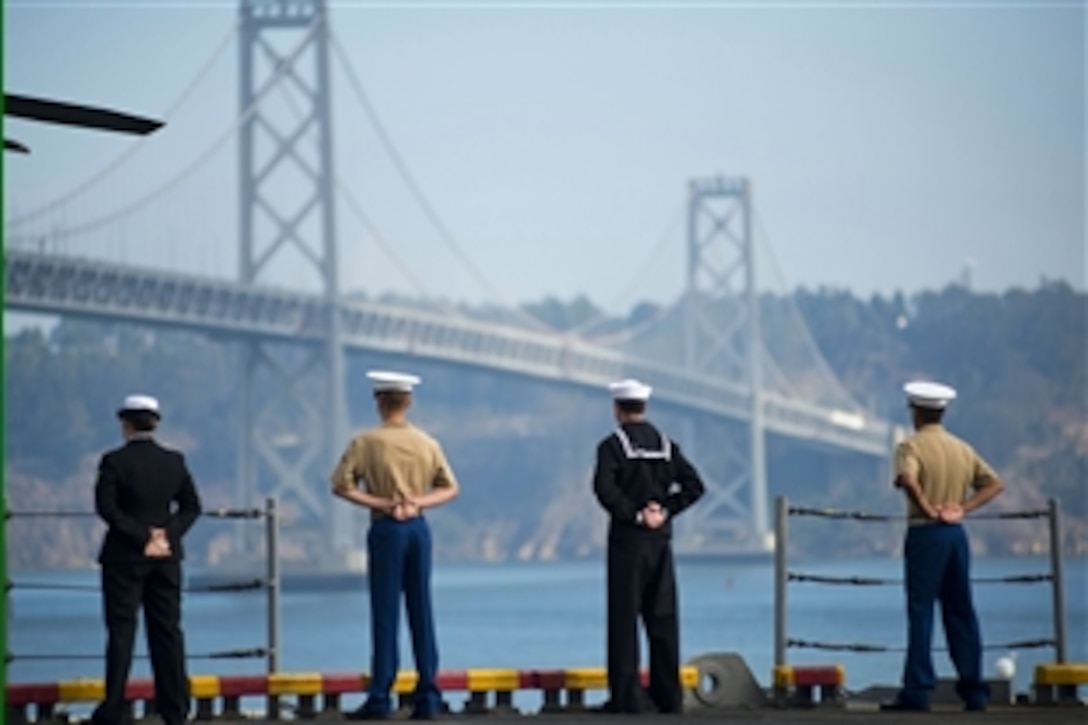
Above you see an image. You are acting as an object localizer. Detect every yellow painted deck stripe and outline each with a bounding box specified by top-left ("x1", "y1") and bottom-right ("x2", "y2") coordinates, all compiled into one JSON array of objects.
[
  {"x1": 392, "y1": 671, "x2": 419, "y2": 694},
  {"x1": 680, "y1": 665, "x2": 698, "y2": 689},
  {"x1": 1035, "y1": 663, "x2": 1088, "y2": 686},
  {"x1": 466, "y1": 668, "x2": 519, "y2": 691},
  {"x1": 564, "y1": 667, "x2": 608, "y2": 690},
  {"x1": 189, "y1": 675, "x2": 221, "y2": 698},
  {"x1": 773, "y1": 665, "x2": 795, "y2": 687},
  {"x1": 58, "y1": 679, "x2": 104, "y2": 702},
  {"x1": 268, "y1": 671, "x2": 323, "y2": 696}
]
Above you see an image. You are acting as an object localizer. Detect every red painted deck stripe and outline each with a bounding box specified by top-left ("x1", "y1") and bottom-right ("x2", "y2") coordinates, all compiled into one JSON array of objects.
[
  {"x1": 123, "y1": 679, "x2": 156, "y2": 700},
  {"x1": 519, "y1": 670, "x2": 567, "y2": 689},
  {"x1": 218, "y1": 674, "x2": 269, "y2": 697},
  {"x1": 7, "y1": 683, "x2": 60, "y2": 706},
  {"x1": 437, "y1": 670, "x2": 469, "y2": 691},
  {"x1": 321, "y1": 673, "x2": 366, "y2": 695},
  {"x1": 792, "y1": 666, "x2": 842, "y2": 686}
]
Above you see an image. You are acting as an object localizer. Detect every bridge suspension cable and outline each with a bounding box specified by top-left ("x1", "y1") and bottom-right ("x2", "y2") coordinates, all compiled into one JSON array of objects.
[
  {"x1": 752, "y1": 206, "x2": 867, "y2": 412},
  {"x1": 580, "y1": 197, "x2": 861, "y2": 412},
  {"x1": 329, "y1": 31, "x2": 559, "y2": 335},
  {"x1": 566, "y1": 199, "x2": 687, "y2": 342},
  {"x1": 335, "y1": 178, "x2": 473, "y2": 322},
  {"x1": 759, "y1": 345, "x2": 808, "y2": 400},
  {"x1": 331, "y1": 30, "x2": 712, "y2": 347},
  {"x1": 20, "y1": 13, "x2": 320, "y2": 245},
  {"x1": 259, "y1": 39, "x2": 479, "y2": 323},
  {"x1": 5, "y1": 19, "x2": 240, "y2": 230}
]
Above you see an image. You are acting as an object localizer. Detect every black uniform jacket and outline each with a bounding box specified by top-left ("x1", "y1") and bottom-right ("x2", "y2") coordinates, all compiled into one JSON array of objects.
[
  {"x1": 94, "y1": 438, "x2": 203, "y2": 564},
  {"x1": 593, "y1": 420, "x2": 705, "y2": 537}
]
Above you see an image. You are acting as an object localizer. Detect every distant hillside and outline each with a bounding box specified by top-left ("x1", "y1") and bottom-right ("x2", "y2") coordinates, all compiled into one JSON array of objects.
[{"x1": 5, "y1": 282, "x2": 1085, "y2": 569}]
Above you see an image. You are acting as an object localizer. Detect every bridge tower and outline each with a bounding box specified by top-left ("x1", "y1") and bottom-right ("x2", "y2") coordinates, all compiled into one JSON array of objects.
[
  {"x1": 677, "y1": 176, "x2": 771, "y2": 553},
  {"x1": 236, "y1": 0, "x2": 354, "y2": 569}
]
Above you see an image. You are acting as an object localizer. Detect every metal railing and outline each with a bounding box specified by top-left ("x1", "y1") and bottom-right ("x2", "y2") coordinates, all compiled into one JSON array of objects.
[
  {"x1": 773, "y1": 495, "x2": 1069, "y2": 668},
  {"x1": 6, "y1": 496, "x2": 281, "y2": 676}
]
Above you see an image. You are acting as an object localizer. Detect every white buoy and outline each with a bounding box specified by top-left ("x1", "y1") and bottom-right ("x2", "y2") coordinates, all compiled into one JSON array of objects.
[{"x1": 995, "y1": 654, "x2": 1016, "y2": 681}]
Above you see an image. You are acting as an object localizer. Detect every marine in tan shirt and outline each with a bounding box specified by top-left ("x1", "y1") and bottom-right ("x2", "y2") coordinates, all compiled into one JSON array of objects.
[
  {"x1": 893, "y1": 382, "x2": 1003, "y2": 525},
  {"x1": 331, "y1": 420, "x2": 458, "y2": 520},
  {"x1": 895, "y1": 425, "x2": 1000, "y2": 524},
  {"x1": 330, "y1": 370, "x2": 458, "y2": 720},
  {"x1": 882, "y1": 380, "x2": 1004, "y2": 714}
]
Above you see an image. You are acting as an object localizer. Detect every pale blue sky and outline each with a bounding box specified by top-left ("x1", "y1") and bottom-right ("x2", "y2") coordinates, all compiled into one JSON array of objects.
[{"x1": 4, "y1": 1, "x2": 1084, "y2": 314}]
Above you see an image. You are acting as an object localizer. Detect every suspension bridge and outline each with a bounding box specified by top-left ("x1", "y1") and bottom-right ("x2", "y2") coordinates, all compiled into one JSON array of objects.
[{"x1": 4, "y1": 0, "x2": 896, "y2": 575}]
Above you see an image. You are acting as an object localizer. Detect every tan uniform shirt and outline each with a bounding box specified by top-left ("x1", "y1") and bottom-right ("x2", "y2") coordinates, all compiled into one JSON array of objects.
[
  {"x1": 330, "y1": 421, "x2": 457, "y2": 519},
  {"x1": 894, "y1": 424, "x2": 999, "y2": 524}
]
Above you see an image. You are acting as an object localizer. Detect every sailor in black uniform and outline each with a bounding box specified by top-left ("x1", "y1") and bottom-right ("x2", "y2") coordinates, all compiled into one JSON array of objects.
[
  {"x1": 592, "y1": 378, "x2": 705, "y2": 714},
  {"x1": 92, "y1": 394, "x2": 202, "y2": 725}
]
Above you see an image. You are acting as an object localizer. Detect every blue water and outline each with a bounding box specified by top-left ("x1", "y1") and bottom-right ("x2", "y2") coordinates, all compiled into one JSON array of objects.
[{"x1": 9, "y1": 556, "x2": 1086, "y2": 713}]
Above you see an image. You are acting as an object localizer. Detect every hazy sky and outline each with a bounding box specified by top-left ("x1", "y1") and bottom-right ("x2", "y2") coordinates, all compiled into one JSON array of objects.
[{"x1": 4, "y1": 0, "x2": 1084, "y2": 315}]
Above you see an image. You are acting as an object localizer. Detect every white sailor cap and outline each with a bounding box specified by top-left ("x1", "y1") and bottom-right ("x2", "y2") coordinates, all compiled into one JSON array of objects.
[
  {"x1": 609, "y1": 378, "x2": 653, "y2": 401},
  {"x1": 366, "y1": 370, "x2": 421, "y2": 393},
  {"x1": 117, "y1": 394, "x2": 161, "y2": 418},
  {"x1": 903, "y1": 380, "x2": 957, "y2": 410}
]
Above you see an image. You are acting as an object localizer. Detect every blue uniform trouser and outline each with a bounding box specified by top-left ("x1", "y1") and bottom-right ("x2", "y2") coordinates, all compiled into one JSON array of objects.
[
  {"x1": 898, "y1": 523, "x2": 989, "y2": 709},
  {"x1": 364, "y1": 516, "x2": 441, "y2": 715}
]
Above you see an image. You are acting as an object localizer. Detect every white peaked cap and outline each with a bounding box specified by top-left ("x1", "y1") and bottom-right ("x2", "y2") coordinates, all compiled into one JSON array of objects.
[
  {"x1": 609, "y1": 378, "x2": 653, "y2": 401},
  {"x1": 367, "y1": 370, "x2": 421, "y2": 392},
  {"x1": 903, "y1": 380, "x2": 957, "y2": 410},
  {"x1": 118, "y1": 394, "x2": 161, "y2": 416}
]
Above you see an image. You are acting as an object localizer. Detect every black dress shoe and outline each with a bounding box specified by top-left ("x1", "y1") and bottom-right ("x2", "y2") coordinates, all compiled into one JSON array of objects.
[
  {"x1": 345, "y1": 706, "x2": 390, "y2": 720},
  {"x1": 410, "y1": 710, "x2": 437, "y2": 720},
  {"x1": 91, "y1": 709, "x2": 135, "y2": 725},
  {"x1": 589, "y1": 701, "x2": 643, "y2": 715},
  {"x1": 879, "y1": 700, "x2": 930, "y2": 712}
]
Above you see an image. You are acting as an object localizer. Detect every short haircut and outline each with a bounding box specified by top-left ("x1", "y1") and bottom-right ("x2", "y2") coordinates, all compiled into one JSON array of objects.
[
  {"x1": 912, "y1": 406, "x2": 944, "y2": 426},
  {"x1": 375, "y1": 390, "x2": 411, "y2": 412},
  {"x1": 119, "y1": 410, "x2": 159, "y2": 432},
  {"x1": 615, "y1": 399, "x2": 646, "y2": 415}
]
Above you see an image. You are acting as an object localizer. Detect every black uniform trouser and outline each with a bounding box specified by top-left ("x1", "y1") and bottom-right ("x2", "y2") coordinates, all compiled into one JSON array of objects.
[
  {"x1": 606, "y1": 529, "x2": 681, "y2": 714},
  {"x1": 94, "y1": 560, "x2": 189, "y2": 725}
]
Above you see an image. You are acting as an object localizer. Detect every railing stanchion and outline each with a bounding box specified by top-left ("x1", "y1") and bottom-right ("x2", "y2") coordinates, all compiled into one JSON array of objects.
[
  {"x1": 265, "y1": 495, "x2": 281, "y2": 674},
  {"x1": 1047, "y1": 498, "x2": 1067, "y2": 663},
  {"x1": 774, "y1": 495, "x2": 788, "y2": 670},
  {"x1": 265, "y1": 495, "x2": 281, "y2": 718}
]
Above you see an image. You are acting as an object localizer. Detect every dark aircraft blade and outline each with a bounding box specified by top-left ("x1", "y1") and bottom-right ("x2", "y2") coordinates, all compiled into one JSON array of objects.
[
  {"x1": 5, "y1": 94, "x2": 164, "y2": 135},
  {"x1": 4, "y1": 138, "x2": 30, "y2": 153}
]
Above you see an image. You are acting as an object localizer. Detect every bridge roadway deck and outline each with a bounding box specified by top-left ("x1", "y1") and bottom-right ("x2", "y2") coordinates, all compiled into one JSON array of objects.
[
  {"x1": 227, "y1": 706, "x2": 1085, "y2": 724},
  {"x1": 4, "y1": 249, "x2": 891, "y2": 456}
]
